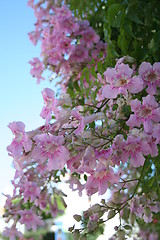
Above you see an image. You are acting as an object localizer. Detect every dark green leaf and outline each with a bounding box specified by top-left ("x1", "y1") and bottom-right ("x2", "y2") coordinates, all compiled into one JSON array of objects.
[{"x1": 123, "y1": 225, "x2": 132, "y2": 230}]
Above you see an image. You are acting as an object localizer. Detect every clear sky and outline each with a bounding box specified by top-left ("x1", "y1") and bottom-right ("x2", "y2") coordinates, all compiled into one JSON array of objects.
[{"x1": 0, "y1": 0, "x2": 53, "y2": 205}]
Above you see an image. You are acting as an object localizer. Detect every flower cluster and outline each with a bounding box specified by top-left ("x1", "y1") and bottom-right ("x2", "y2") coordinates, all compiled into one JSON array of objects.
[
  {"x1": 3, "y1": 1, "x2": 160, "y2": 239},
  {"x1": 28, "y1": 3, "x2": 107, "y2": 86}
]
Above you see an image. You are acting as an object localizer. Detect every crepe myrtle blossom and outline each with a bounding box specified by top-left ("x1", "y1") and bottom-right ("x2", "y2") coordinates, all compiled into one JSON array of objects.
[
  {"x1": 139, "y1": 61, "x2": 160, "y2": 95},
  {"x1": 85, "y1": 163, "x2": 119, "y2": 196},
  {"x1": 7, "y1": 121, "x2": 32, "y2": 158},
  {"x1": 29, "y1": 57, "x2": 44, "y2": 83},
  {"x1": 102, "y1": 63, "x2": 143, "y2": 99},
  {"x1": 32, "y1": 134, "x2": 70, "y2": 170},
  {"x1": 2, "y1": 226, "x2": 23, "y2": 240},
  {"x1": 40, "y1": 88, "x2": 58, "y2": 124},
  {"x1": 126, "y1": 95, "x2": 160, "y2": 133},
  {"x1": 19, "y1": 209, "x2": 44, "y2": 231}
]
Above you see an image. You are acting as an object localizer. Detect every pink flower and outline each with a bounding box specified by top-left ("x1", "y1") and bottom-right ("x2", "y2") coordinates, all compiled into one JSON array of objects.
[
  {"x1": 57, "y1": 37, "x2": 72, "y2": 54},
  {"x1": 40, "y1": 88, "x2": 57, "y2": 124},
  {"x1": 7, "y1": 121, "x2": 32, "y2": 158},
  {"x1": 152, "y1": 124, "x2": 160, "y2": 143},
  {"x1": 29, "y1": 57, "x2": 44, "y2": 83},
  {"x1": 28, "y1": 31, "x2": 40, "y2": 45},
  {"x1": 122, "y1": 135, "x2": 151, "y2": 167},
  {"x1": 23, "y1": 181, "x2": 40, "y2": 202},
  {"x1": 78, "y1": 146, "x2": 97, "y2": 173},
  {"x1": 19, "y1": 209, "x2": 44, "y2": 231},
  {"x1": 71, "y1": 110, "x2": 104, "y2": 135},
  {"x1": 126, "y1": 95, "x2": 160, "y2": 133},
  {"x1": 32, "y1": 134, "x2": 70, "y2": 170},
  {"x1": 75, "y1": 20, "x2": 90, "y2": 35},
  {"x1": 3, "y1": 226, "x2": 23, "y2": 240},
  {"x1": 111, "y1": 134, "x2": 125, "y2": 166},
  {"x1": 130, "y1": 196, "x2": 160, "y2": 223},
  {"x1": 71, "y1": 109, "x2": 84, "y2": 135},
  {"x1": 66, "y1": 176, "x2": 85, "y2": 196},
  {"x1": 80, "y1": 27, "x2": 100, "y2": 48},
  {"x1": 85, "y1": 164, "x2": 119, "y2": 195},
  {"x1": 139, "y1": 62, "x2": 160, "y2": 95},
  {"x1": 47, "y1": 145, "x2": 70, "y2": 170},
  {"x1": 27, "y1": 0, "x2": 34, "y2": 8},
  {"x1": 148, "y1": 137, "x2": 158, "y2": 157},
  {"x1": 102, "y1": 63, "x2": 143, "y2": 99},
  {"x1": 57, "y1": 15, "x2": 79, "y2": 34},
  {"x1": 35, "y1": 188, "x2": 48, "y2": 210},
  {"x1": 69, "y1": 45, "x2": 89, "y2": 63},
  {"x1": 47, "y1": 49, "x2": 61, "y2": 66}
]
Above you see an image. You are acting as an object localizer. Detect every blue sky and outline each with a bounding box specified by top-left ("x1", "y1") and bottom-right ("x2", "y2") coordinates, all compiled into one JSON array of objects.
[
  {"x1": 0, "y1": 3, "x2": 118, "y2": 237},
  {"x1": 0, "y1": 1, "x2": 54, "y2": 203}
]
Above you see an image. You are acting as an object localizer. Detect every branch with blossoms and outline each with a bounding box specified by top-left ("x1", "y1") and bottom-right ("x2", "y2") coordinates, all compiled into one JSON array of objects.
[{"x1": 2, "y1": 1, "x2": 160, "y2": 240}]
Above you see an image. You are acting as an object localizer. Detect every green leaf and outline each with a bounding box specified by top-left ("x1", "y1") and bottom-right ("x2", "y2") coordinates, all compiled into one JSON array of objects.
[
  {"x1": 84, "y1": 174, "x2": 87, "y2": 181},
  {"x1": 122, "y1": 105, "x2": 131, "y2": 118},
  {"x1": 73, "y1": 81, "x2": 81, "y2": 92},
  {"x1": 112, "y1": 104, "x2": 118, "y2": 111},
  {"x1": 91, "y1": 66, "x2": 97, "y2": 78},
  {"x1": 118, "y1": 30, "x2": 128, "y2": 55},
  {"x1": 108, "y1": 210, "x2": 116, "y2": 220},
  {"x1": 126, "y1": 7, "x2": 143, "y2": 24},
  {"x1": 123, "y1": 18, "x2": 133, "y2": 37},
  {"x1": 107, "y1": 4, "x2": 122, "y2": 28},
  {"x1": 89, "y1": 121, "x2": 95, "y2": 129},
  {"x1": 67, "y1": 88, "x2": 75, "y2": 98},
  {"x1": 97, "y1": 61, "x2": 102, "y2": 72},
  {"x1": 123, "y1": 225, "x2": 132, "y2": 230},
  {"x1": 73, "y1": 214, "x2": 81, "y2": 222},
  {"x1": 154, "y1": 30, "x2": 160, "y2": 47},
  {"x1": 98, "y1": 51, "x2": 104, "y2": 58}
]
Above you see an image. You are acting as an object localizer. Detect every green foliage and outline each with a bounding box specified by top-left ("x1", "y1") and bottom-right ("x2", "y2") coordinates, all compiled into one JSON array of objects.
[{"x1": 66, "y1": 0, "x2": 160, "y2": 65}]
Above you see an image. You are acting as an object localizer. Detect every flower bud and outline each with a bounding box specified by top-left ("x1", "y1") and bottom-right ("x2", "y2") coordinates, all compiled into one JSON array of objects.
[
  {"x1": 73, "y1": 214, "x2": 81, "y2": 222},
  {"x1": 90, "y1": 204, "x2": 101, "y2": 213},
  {"x1": 101, "y1": 199, "x2": 105, "y2": 205}
]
